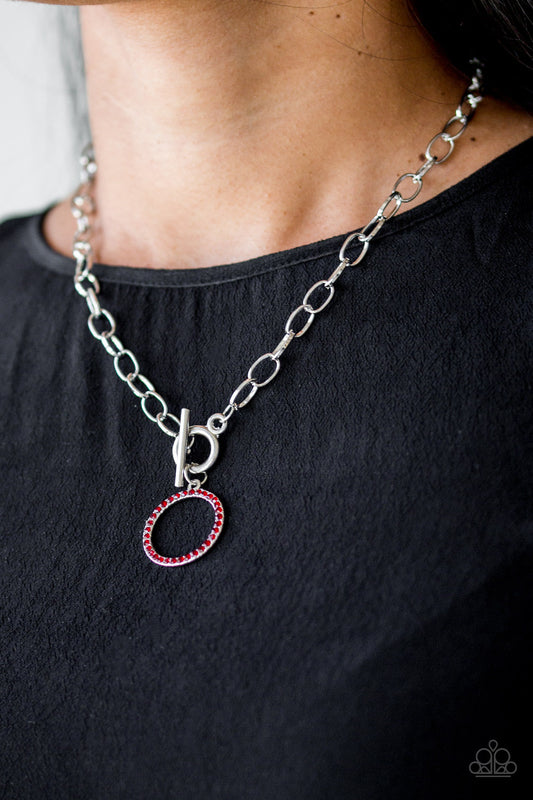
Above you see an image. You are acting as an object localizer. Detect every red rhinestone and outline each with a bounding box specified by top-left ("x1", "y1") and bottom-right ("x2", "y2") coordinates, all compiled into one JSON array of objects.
[
  {"x1": 193, "y1": 549, "x2": 199, "y2": 556},
  {"x1": 162, "y1": 501, "x2": 167, "y2": 508},
  {"x1": 179, "y1": 556, "x2": 186, "y2": 562},
  {"x1": 210, "y1": 533, "x2": 217, "y2": 541},
  {"x1": 203, "y1": 540, "x2": 211, "y2": 547}
]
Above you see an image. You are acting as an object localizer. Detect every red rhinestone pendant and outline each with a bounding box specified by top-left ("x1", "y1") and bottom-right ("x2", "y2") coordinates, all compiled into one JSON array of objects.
[{"x1": 143, "y1": 488, "x2": 224, "y2": 567}]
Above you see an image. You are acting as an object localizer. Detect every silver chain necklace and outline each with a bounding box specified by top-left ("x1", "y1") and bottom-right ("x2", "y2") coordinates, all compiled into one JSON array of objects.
[{"x1": 70, "y1": 64, "x2": 484, "y2": 567}]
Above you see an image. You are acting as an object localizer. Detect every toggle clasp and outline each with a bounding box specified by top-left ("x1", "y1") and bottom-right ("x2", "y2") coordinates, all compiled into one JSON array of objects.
[{"x1": 172, "y1": 408, "x2": 220, "y2": 488}]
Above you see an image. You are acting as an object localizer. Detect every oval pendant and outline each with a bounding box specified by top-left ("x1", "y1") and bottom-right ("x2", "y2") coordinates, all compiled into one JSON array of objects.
[{"x1": 143, "y1": 488, "x2": 224, "y2": 567}]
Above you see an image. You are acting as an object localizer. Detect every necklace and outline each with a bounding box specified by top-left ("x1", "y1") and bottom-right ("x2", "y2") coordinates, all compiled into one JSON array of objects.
[{"x1": 70, "y1": 63, "x2": 484, "y2": 567}]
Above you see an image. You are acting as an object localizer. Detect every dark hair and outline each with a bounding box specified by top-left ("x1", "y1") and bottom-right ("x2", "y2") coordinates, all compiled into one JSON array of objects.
[
  {"x1": 59, "y1": 9, "x2": 90, "y2": 149},
  {"x1": 410, "y1": 0, "x2": 533, "y2": 112}
]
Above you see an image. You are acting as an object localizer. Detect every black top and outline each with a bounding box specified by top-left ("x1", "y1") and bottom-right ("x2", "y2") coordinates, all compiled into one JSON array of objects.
[{"x1": 1, "y1": 138, "x2": 531, "y2": 800}]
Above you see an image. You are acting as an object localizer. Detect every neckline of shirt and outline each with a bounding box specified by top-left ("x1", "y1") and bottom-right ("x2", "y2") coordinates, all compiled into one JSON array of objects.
[{"x1": 23, "y1": 136, "x2": 532, "y2": 289}]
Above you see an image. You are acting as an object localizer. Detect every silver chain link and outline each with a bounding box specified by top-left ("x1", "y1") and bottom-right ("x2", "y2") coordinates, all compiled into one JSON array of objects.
[{"x1": 71, "y1": 64, "x2": 484, "y2": 444}]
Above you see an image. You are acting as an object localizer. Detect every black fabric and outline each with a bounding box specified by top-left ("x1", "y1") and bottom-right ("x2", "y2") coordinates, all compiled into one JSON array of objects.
[{"x1": 1, "y1": 138, "x2": 532, "y2": 800}]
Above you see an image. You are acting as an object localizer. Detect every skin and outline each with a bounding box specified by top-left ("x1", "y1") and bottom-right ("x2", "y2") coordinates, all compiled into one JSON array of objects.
[{"x1": 32, "y1": 0, "x2": 533, "y2": 269}]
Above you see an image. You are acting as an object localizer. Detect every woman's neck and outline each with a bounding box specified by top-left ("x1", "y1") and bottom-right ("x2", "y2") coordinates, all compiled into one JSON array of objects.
[{"x1": 45, "y1": 0, "x2": 533, "y2": 269}]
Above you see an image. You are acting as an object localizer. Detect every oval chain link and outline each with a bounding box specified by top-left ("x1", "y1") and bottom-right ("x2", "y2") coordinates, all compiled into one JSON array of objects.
[{"x1": 71, "y1": 65, "x2": 484, "y2": 444}]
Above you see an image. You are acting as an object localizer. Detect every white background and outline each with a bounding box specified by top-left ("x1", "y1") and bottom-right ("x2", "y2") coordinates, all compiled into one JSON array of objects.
[{"x1": 0, "y1": 2, "x2": 85, "y2": 222}]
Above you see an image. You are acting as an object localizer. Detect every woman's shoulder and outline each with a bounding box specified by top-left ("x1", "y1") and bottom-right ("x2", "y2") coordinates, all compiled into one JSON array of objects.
[
  {"x1": 0, "y1": 209, "x2": 73, "y2": 285},
  {"x1": 0, "y1": 210, "x2": 45, "y2": 259}
]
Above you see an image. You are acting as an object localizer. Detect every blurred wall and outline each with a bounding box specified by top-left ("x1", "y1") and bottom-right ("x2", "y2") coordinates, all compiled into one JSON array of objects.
[{"x1": 0, "y1": 2, "x2": 87, "y2": 222}]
